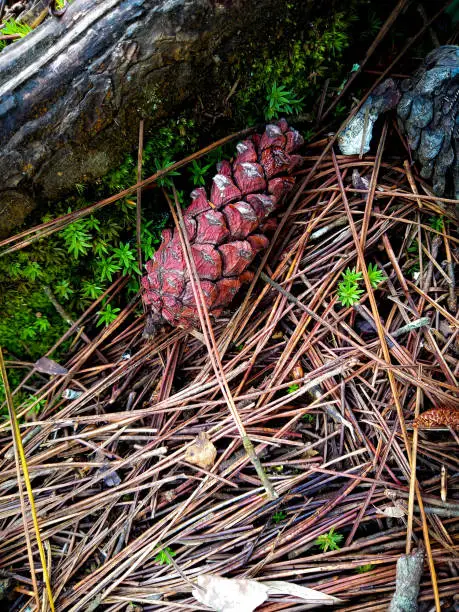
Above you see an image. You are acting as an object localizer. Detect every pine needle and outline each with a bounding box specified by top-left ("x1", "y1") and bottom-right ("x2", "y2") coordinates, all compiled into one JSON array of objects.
[{"x1": 0, "y1": 347, "x2": 55, "y2": 612}]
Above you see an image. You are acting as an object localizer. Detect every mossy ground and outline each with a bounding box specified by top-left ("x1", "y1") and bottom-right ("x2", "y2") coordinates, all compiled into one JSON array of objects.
[{"x1": 1, "y1": 0, "x2": 451, "y2": 409}]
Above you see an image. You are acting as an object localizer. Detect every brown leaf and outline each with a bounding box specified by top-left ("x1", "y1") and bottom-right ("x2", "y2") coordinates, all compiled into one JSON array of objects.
[
  {"x1": 290, "y1": 361, "x2": 304, "y2": 380},
  {"x1": 34, "y1": 357, "x2": 68, "y2": 375},
  {"x1": 302, "y1": 448, "x2": 319, "y2": 458},
  {"x1": 184, "y1": 432, "x2": 217, "y2": 470},
  {"x1": 413, "y1": 408, "x2": 459, "y2": 429},
  {"x1": 376, "y1": 504, "x2": 406, "y2": 518}
]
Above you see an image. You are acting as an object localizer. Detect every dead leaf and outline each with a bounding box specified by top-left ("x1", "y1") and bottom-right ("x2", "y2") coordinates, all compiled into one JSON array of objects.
[
  {"x1": 63, "y1": 388, "x2": 83, "y2": 400},
  {"x1": 352, "y1": 169, "x2": 369, "y2": 191},
  {"x1": 192, "y1": 574, "x2": 342, "y2": 611},
  {"x1": 376, "y1": 504, "x2": 406, "y2": 518},
  {"x1": 290, "y1": 361, "x2": 304, "y2": 380},
  {"x1": 265, "y1": 580, "x2": 342, "y2": 605},
  {"x1": 34, "y1": 357, "x2": 68, "y2": 375},
  {"x1": 193, "y1": 575, "x2": 266, "y2": 611},
  {"x1": 302, "y1": 448, "x2": 319, "y2": 458},
  {"x1": 184, "y1": 432, "x2": 217, "y2": 470}
]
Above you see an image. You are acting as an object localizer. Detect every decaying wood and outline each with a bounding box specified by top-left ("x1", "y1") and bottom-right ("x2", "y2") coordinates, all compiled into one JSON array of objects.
[{"x1": 389, "y1": 548, "x2": 425, "y2": 612}]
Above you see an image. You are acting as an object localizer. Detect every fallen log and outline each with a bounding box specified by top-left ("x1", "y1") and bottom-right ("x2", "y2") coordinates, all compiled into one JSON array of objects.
[{"x1": 0, "y1": 0, "x2": 307, "y2": 236}]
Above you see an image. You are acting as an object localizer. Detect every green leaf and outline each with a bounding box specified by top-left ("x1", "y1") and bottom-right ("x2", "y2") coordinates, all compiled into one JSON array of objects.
[
  {"x1": 154, "y1": 156, "x2": 181, "y2": 188},
  {"x1": 60, "y1": 219, "x2": 92, "y2": 259},
  {"x1": 337, "y1": 280, "x2": 363, "y2": 307},
  {"x1": 341, "y1": 267, "x2": 363, "y2": 284},
  {"x1": 367, "y1": 263, "x2": 385, "y2": 289},
  {"x1": 188, "y1": 160, "x2": 213, "y2": 186},
  {"x1": 272, "y1": 511, "x2": 287, "y2": 524},
  {"x1": 97, "y1": 257, "x2": 122, "y2": 282},
  {"x1": 314, "y1": 528, "x2": 343, "y2": 552},
  {"x1": 55, "y1": 280, "x2": 74, "y2": 300},
  {"x1": 96, "y1": 304, "x2": 121, "y2": 327},
  {"x1": 24, "y1": 395, "x2": 47, "y2": 415},
  {"x1": 85, "y1": 215, "x2": 101, "y2": 231},
  {"x1": 154, "y1": 547, "x2": 176, "y2": 565},
  {"x1": 0, "y1": 19, "x2": 32, "y2": 39},
  {"x1": 20, "y1": 326, "x2": 37, "y2": 341},
  {"x1": 357, "y1": 563, "x2": 375, "y2": 573},
  {"x1": 81, "y1": 281, "x2": 104, "y2": 300},
  {"x1": 265, "y1": 81, "x2": 304, "y2": 120},
  {"x1": 22, "y1": 261, "x2": 42, "y2": 281},
  {"x1": 428, "y1": 215, "x2": 445, "y2": 232},
  {"x1": 112, "y1": 242, "x2": 137, "y2": 274},
  {"x1": 287, "y1": 383, "x2": 300, "y2": 393},
  {"x1": 34, "y1": 317, "x2": 51, "y2": 333}
]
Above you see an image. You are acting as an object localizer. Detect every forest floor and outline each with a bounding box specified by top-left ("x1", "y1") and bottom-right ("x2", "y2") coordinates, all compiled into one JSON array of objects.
[
  {"x1": 1, "y1": 122, "x2": 458, "y2": 610},
  {"x1": 0, "y1": 1, "x2": 458, "y2": 611}
]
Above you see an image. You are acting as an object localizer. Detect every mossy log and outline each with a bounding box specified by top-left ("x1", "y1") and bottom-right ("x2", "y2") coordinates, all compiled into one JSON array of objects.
[{"x1": 0, "y1": 0, "x2": 313, "y2": 237}]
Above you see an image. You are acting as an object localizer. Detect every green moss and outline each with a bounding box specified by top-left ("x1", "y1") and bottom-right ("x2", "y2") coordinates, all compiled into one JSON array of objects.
[
  {"x1": 0, "y1": 115, "x2": 202, "y2": 374},
  {"x1": 230, "y1": 9, "x2": 359, "y2": 125}
]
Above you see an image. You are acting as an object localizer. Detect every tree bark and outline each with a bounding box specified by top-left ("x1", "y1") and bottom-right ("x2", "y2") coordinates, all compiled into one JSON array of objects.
[{"x1": 0, "y1": 0, "x2": 308, "y2": 236}]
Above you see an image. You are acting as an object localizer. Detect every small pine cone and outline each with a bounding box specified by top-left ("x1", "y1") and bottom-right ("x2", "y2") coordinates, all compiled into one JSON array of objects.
[
  {"x1": 141, "y1": 120, "x2": 303, "y2": 329},
  {"x1": 413, "y1": 408, "x2": 459, "y2": 429}
]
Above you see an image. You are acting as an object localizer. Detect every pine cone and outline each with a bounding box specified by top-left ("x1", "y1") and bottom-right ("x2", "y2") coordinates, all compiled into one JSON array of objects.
[
  {"x1": 141, "y1": 119, "x2": 303, "y2": 330},
  {"x1": 339, "y1": 45, "x2": 459, "y2": 200},
  {"x1": 397, "y1": 45, "x2": 459, "y2": 198}
]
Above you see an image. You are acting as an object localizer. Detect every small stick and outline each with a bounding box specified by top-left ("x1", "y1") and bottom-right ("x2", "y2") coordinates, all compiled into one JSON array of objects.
[
  {"x1": 136, "y1": 119, "x2": 144, "y2": 272},
  {"x1": 390, "y1": 317, "x2": 430, "y2": 338},
  {"x1": 406, "y1": 374, "x2": 421, "y2": 554},
  {"x1": 0, "y1": 348, "x2": 55, "y2": 611},
  {"x1": 389, "y1": 547, "x2": 425, "y2": 612}
]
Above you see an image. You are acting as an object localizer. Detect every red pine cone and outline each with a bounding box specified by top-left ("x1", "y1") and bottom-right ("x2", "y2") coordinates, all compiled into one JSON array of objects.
[{"x1": 141, "y1": 119, "x2": 303, "y2": 329}]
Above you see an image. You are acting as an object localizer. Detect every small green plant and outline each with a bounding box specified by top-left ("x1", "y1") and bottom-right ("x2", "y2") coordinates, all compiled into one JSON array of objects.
[
  {"x1": 337, "y1": 273, "x2": 364, "y2": 307},
  {"x1": 0, "y1": 19, "x2": 32, "y2": 50},
  {"x1": 188, "y1": 160, "x2": 213, "y2": 187},
  {"x1": 97, "y1": 257, "x2": 122, "y2": 283},
  {"x1": 337, "y1": 264, "x2": 385, "y2": 307},
  {"x1": 356, "y1": 563, "x2": 375, "y2": 573},
  {"x1": 24, "y1": 395, "x2": 47, "y2": 416},
  {"x1": 314, "y1": 527, "x2": 344, "y2": 552},
  {"x1": 153, "y1": 155, "x2": 181, "y2": 188},
  {"x1": 154, "y1": 547, "x2": 176, "y2": 565},
  {"x1": 272, "y1": 510, "x2": 287, "y2": 523},
  {"x1": 96, "y1": 304, "x2": 121, "y2": 327},
  {"x1": 60, "y1": 218, "x2": 92, "y2": 259},
  {"x1": 428, "y1": 215, "x2": 445, "y2": 232},
  {"x1": 55, "y1": 280, "x2": 74, "y2": 300},
  {"x1": 112, "y1": 242, "x2": 140, "y2": 276},
  {"x1": 287, "y1": 383, "x2": 300, "y2": 394},
  {"x1": 367, "y1": 263, "x2": 385, "y2": 289},
  {"x1": 23, "y1": 261, "x2": 42, "y2": 282},
  {"x1": 81, "y1": 281, "x2": 104, "y2": 301},
  {"x1": 265, "y1": 82, "x2": 304, "y2": 120},
  {"x1": 301, "y1": 413, "x2": 315, "y2": 423}
]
